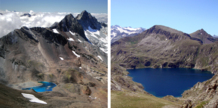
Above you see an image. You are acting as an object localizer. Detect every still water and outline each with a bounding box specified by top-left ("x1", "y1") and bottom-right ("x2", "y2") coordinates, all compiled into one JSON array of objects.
[
  {"x1": 22, "y1": 81, "x2": 56, "y2": 92},
  {"x1": 127, "y1": 68, "x2": 213, "y2": 97}
]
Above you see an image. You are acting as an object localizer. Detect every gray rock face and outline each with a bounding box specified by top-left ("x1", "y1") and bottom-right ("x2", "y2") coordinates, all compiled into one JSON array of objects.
[
  {"x1": 76, "y1": 10, "x2": 108, "y2": 53},
  {"x1": 50, "y1": 10, "x2": 108, "y2": 53},
  {"x1": 50, "y1": 14, "x2": 89, "y2": 42},
  {"x1": 76, "y1": 10, "x2": 102, "y2": 30}
]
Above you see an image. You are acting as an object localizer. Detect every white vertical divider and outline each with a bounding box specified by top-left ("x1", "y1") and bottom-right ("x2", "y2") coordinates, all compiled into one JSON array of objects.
[{"x1": 108, "y1": 0, "x2": 111, "y2": 107}]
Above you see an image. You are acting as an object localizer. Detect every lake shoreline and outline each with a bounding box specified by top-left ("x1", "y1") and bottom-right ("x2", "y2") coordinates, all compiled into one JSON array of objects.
[{"x1": 127, "y1": 68, "x2": 213, "y2": 97}]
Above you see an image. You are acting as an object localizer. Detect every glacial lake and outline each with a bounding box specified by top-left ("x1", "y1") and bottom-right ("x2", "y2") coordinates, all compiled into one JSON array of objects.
[
  {"x1": 127, "y1": 68, "x2": 213, "y2": 97},
  {"x1": 22, "y1": 81, "x2": 56, "y2": 92}
]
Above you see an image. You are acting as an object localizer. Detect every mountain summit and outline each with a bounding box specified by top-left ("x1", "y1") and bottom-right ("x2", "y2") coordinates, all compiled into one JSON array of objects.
[
  {"x1": 190, "y1": 29, "x2": 215, "y2": 44},
  {"x1": 76, "y1": 10, "x2": 90, "y2": 20},
  {"x1": 76, "y1": 10, "x2": 102, "y2": 30},
  {"x1": 50, "y1": 13, "x2": 89, "y2": 42},
  {"x1": 49, "y1": 10, "x2": 108, "y2": 53}
]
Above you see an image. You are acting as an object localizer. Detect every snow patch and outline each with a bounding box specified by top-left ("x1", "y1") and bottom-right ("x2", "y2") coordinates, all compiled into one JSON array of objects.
[
  {"x1": 85, "y1": 31, "x2": 98, "y2": 39},
  {"x1": 99, "y1": 37, "x2": 107, "y2": 43},
  {"x1": 111, "y1": 32, "x2": 117, "y2": 38},
  {"x1": 67, "y1": 38, "x2": 74, "y2": 41},
  {"x1": 100, "y1": 48, "x2": 106, "y2": 53},
  {"x1": 52, "y1": 29, "x2": 59, "y2": 34},
  {"x1": 59, "y1": 57, "x2": 64, "y2": 60},
  {"x1": 85, "y1": 26, "x2": 100, "y2": 39},
  {"x1": 21, "y1": 93, "x2": 47, "y2": 104},
  {"x1": 126, "y1": 27, "x2": 140, "y2": 31},
  {"x1": 97, "y1": 55, "x2": 103, "y2": 61},
  {"x1": 78, "y1": 39, "x2": 82, "y2": 42},
  {"x1": 72, "y1": 51, "x2": 80, "y2": 57},
  {"x1": 69, "y1": 31, "x2": 75, "y2": 35},
  {"x1": 116, "y1": 27, "x2": 137, "y2": 35}
]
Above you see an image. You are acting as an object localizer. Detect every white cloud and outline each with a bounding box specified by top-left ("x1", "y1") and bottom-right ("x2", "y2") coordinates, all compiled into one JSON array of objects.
[
  {"x1": 29, "y1": 10, "x2": 34, "y2": 15},
  {"x1": 0, "y1": 11, "x2": 107, "y2": 38},
  {"x1": 91, "y1": 13, "x2": 107, "y2": 23},
  {"x1": 0, "y1": 13, "x2": 23, "y2": 37}
]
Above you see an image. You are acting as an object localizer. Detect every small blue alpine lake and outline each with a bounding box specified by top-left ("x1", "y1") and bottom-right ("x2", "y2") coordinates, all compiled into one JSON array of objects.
[
  {"x1": 22, "y1": 81, "x2": 56, "y2": 92},
  {"x1": 127, "y1": 68, "x2": 213, "y2": 97}
]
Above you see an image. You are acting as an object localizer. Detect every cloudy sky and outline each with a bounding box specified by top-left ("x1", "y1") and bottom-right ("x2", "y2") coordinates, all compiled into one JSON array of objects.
[
  {"x1": 0, "y1": 0, "x2": 107, "y2": 13},
  {"x1": 112, "y1": 0, "x2": 218, "y2": 36},
  {"x1": 0, "y1": 0, "x2": 107, "y2": 37}
]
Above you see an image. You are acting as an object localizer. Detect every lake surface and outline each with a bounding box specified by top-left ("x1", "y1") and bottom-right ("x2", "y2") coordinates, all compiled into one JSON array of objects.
[
  {"x1": 127, "y1": 68, "x2": 213, "y2": 97},
  {"x1": 22, "y1": 81, "x2": 56, "y2": 92}
]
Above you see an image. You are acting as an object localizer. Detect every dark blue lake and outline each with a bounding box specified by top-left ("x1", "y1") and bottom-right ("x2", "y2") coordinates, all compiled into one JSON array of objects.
[{"x1": 127, "y1": 68, "x2": 213, "y2": 97}]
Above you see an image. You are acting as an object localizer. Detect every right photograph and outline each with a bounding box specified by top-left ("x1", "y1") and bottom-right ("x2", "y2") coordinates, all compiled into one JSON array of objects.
[{"x1": 111, "y1": 0, "x2": 218, "y2": 108}]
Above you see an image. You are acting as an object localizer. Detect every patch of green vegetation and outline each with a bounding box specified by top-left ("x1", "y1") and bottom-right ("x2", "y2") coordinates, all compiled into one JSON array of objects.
[
  {"x1": 195, "y1": 101, "x2": 209, "y2": 108},
  {"x1": 63, "y1": 68, "x2": 81, "y2": 83},
  {"x1": 49, "y1": 73, "x2": 54, "y2": 78},
  {"x1": 36, "y1": 73, "x2": 44, "y2": 79},
  {"x1": 65, "y1": 68, "x2": 75, "y2": 80},
  {"x1": 91, "y1": 67, "x2": 105, "y2": 74},
  {"x1": 130, "y1": 41, "x2": 137, "y2": 45},
  {"x1": 111, "y1": 91, "x2": 178, "y2": 108},
  {"x1": 198, "y1": 57, "x2": 208, "y2": 67},
  {"x1": 27, "y1": 60, "x2": 43, "y2": 68}
]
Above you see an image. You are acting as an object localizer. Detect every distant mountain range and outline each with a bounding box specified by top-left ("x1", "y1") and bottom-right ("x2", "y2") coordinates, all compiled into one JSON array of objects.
[{"x1": 111, "y1": 25, "x2": 145, "y2": 43}]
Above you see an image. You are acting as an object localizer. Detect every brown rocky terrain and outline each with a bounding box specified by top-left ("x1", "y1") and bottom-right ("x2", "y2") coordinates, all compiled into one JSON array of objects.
[
  {"x1": 111, "y1": 25, "x2": 218, "y2": 108},
  {"x1": 0, "y1": 11, "x2": 107, "y2": 108}
]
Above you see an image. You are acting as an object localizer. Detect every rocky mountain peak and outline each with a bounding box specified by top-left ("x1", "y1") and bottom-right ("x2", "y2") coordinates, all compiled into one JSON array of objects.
[
  {"x1": 149, "y1": 25, "x2": 183, "y2": 34},
  {"x1": 192, "y1": 28, "x2": 210, "y2": 36},
  {"x1": 191, "y1": 29, "x2": 212, "y2": 38},
  {"x1": 65, "y1": 13, "x2": 75, "y2": 19},
  {"x1": 81, "y1": 10, "x2": 89, "y2": 15},
  {"x1": 190, "y1": 29, "x2": 215, "y2": 44},
  {"x1": 76, "y1": 10, "x2": 92, "y2": 20},
  {"x1": 54, "y1": 13, "x2": 90, "y2": 42},
  {"x1": 197, "y1": 29, "x2": 208, "y2": 35},
  {"x1": 76, "y1": 10, "x2": 101, "y2": 30}
]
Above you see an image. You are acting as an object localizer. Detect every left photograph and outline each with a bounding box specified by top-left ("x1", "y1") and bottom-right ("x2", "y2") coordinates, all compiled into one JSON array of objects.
[{"x1": 0, "y1": 0, "x2": 108, "y2": 108}]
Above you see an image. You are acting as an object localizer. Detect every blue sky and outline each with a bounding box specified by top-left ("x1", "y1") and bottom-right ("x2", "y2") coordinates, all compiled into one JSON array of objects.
[
  {"x1": 0, "y1": 0, "x2": 107, "y2": 13},
  {"x1": 112, "y1": 0, "x2": 218, "y2": 35}
]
